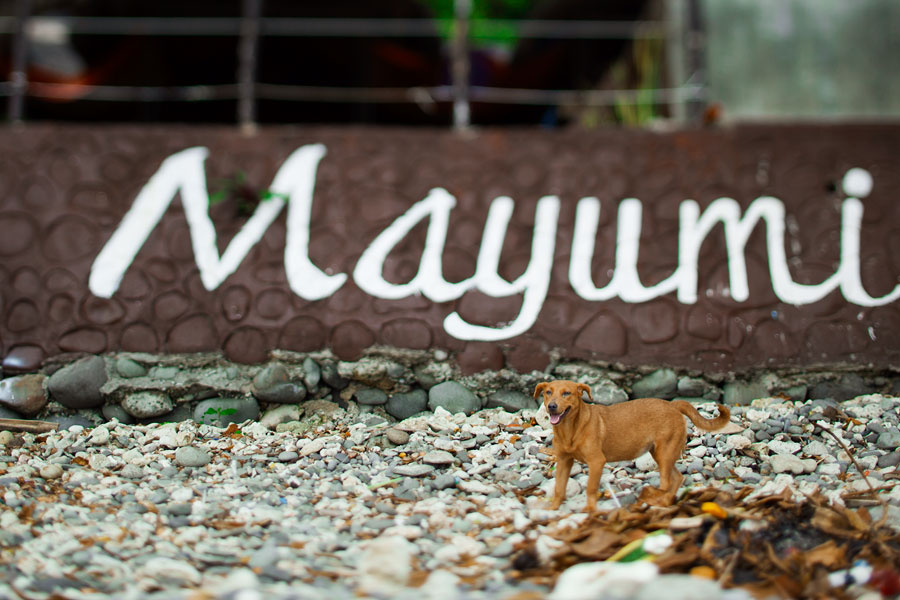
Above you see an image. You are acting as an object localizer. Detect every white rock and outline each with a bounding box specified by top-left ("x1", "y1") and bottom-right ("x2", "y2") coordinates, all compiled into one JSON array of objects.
[
  {"x1": 458, "y1": 480, "x2": 497, "y2": 495},
  {"x1": 803, "y1": 440, "x2": 831, "y2": 456},
  {"x1": 357, "y1": 536, "x2": 413, "y2": 595},
  {"x1": 298, "y1": 437, "x2": 330, "y2": 457},
  {"x1": 419, "y1": 569, "x2": 462, "y2": 600},
  {"x1": 39, "y1": 464, "x2": 63, "y2": 480},
  {"x1": 434, "y1": 535, "x2": 485, "y2": 562},
  {"x1": 534, "y1": 404, "x2": 551, "y2": 429},
  {"x1": 340, "y1": 473, "x2": 374, "y2": 498},
  {"x1": 423, "y1": 450, "x2": 456, "y2": 465},
  {"x1": 842, "y1": 396, "x2": 884, "y2": 420},
  {"x1": 549, "y1": 561, "x2": 659, "y2": 600},
  {"x1": 137, "y1": 557, "x2": 201, "y2": 588},
  {"x1": 88, "y1": 426, "x2": 110, "y2": 445},
  {"x1": 817, "y1": 462, "x2": 842, "y2": 477},
  {"x1": 689, "y1": 446, "x2": 707, "y2": 458},
  {"x1": 745, "y1": 409, "x2": 770, "y2": 423},
  {"x1": 428, "y1": 407, "x2": 458, "y2": 432},
  {"x1": 434, "y1": 438, "x2": 462, "y2": 452},
  {"x1": 88, "y1": 454, "x2": 112, "y2": 471},
  {"x1": 634, "y1": 453, "x2": 657, "y2": 471},
  {"x1": 770, "y1": 454, "x2": 815, "y2": 474},
  {"x1": 768, "y1": 440, "x2": 801, "y2": 455},
  {"x1": 211, "y1": 568, "x2": 260, "y2": 595},
  {"x1": 725, "y1": 435, "x2": 752, "y2": 451},
  {"x1": 170, "y1": 487, "x2": 194, "y2": 502}
]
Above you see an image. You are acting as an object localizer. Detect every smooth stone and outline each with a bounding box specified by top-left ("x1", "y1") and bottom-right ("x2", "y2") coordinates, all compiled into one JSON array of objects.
[
  {"x1": 48, "y1": 355, "x2": 108, "y2": 409},
  {"x1": 386, "y1": 428, "x2": 410, "y2": 445},
  {"x1": 589, "y1": 379, "x2": 629, "y2": 405},
  {"x1": 393, "y1": 464, "x2": 435, "y2": 477},
  {"x1": 0, "y1": 374, "x2": 48, "y2": 416},
  {"x1": 723, "y1": 380, "x2": 769, "y2": 406},
  {"x1": 39, "y1": 464, "x2": 63, "y2": 479},
  {"x1": 194, "y1": 398, "x2": 260, "y2": 427},
  {"x1": 770, "y1": 454, "x2": 815, "y2": 474},
  {"x1": 115, "y1": 357, "x2": 147, "y2": 378},
  {"x1": 877, "y1": 452, "x2": 900, "y2": 468},
  {"x1": 320, "y1": 363, "x2": 349, "y2": 390},
  {"x1": 121, "y1": 391, "x2": 173, "y2": 419},
  {"x1": 422, "y1": 450, "x2": 455, "y2": 466},
  {"x1": 432, "y1": 474, "x2": 457, "y2": 490},
  {"x1": 260, "y1": 405, "x2": 302, "y2": 429},
  {"x1": 385, "y1": 390, "x2": 428, "y2": 420},
  {"x1": 175, "y1": 446, "x2": 211, "y2": 468},
  {"x1": 809, "y1": 374, "x2": 874, "y2": 402},
  {"x1": 101, "y1": 404, "x2": 135, "y2": 425},
  {"x1": 428, "y1": 381, "x2": 480, "y2": 415},
  {"x1": 278, "y1": 451, "x2": 299, "y2": 463},
  {"x1": 252, "y1": 363, "x2": 307, "y2": 404},
  {"x1": 140, "y1": 402, "x2": 193, "y2": 424},
  {"x1": 485, "y1": 390, "x2": 536, "y2": 412},
  {"x1": 302, "y1": 358, "x2": 321, "y2": 390},
  {"x1": 876, "y1": 431, "x2": 900, "y2": 450},
  {"x1": 0, "y1": 431, "x2": 14, "y2": 445},
  {"x1": 632, "y1": 369, "x2": 678, "y2": 399},
  {"x1": 255, "y1": 381, "x2": 308, "y2": 404},
  {"x1": 355, "y1": 387, "x2": 388, "y2": 406},
  {"x1": 1, "y1": 345, "x2": 44, "y2": 373},
  {"x1": 120, "y1": 464, "x2": 143, "y2": 479}
]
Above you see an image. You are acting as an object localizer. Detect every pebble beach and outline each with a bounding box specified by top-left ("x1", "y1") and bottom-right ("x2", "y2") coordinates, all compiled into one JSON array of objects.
[{"x1": 2, "y1": 392, "x2": 899, "y2": 600}]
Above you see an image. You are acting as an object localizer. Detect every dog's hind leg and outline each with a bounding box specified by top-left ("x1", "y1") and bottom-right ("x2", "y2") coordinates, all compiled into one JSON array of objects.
[{"x1": 651, "y1": 442, "x2": 684, "y2": 495}]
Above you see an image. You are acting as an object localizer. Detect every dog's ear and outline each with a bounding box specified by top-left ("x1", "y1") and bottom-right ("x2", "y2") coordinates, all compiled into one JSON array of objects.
[
  {"x1": 533, "y1": 382, "x2": 550, "y2": 399},
  {"x1": 577, "y1": 383, "x2": 593, "y2": 403}
]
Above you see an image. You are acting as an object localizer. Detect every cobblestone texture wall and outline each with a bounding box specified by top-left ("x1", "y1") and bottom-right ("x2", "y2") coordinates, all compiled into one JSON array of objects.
[{"x1": 0, "y1": 124, "x2": 898, "y2": 374}]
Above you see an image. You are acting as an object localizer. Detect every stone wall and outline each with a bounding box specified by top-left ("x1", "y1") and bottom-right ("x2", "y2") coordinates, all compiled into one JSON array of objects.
[{"x1": 1, "y1": 124, "x2": 899, "y2": 375}]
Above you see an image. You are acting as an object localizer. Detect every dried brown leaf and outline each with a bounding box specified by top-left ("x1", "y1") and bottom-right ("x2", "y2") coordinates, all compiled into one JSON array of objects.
[
  {"x1": 802, "y1": 540, "x2": 846, "y2": 569},
  {"x1": 569, "y1": 529, "x2": 623, "y2": 560}
]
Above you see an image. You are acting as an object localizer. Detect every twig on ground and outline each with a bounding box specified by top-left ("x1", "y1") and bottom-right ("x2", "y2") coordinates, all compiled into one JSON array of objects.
[{"x1": 0, "y1": 418, "x2": 59, "y2": 434}]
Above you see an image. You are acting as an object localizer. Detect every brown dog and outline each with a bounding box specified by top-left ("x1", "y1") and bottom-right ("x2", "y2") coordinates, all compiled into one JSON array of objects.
[{"x1": 535, "y1": 379, "x2": 731, "y2": 511}]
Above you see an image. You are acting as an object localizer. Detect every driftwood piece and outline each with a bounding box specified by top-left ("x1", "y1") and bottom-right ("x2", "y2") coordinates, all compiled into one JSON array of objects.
[{"x1": 0, "y1": 418, "x2": 60, "y2": 434}]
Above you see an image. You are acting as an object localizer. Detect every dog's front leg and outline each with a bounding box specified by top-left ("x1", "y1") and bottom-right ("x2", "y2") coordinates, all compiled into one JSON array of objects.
[
  {"x1": 548, "y1": 454, "x2": 574, "y2": 510},
  {"x1": 583, "y1": 456, "x2": 607, "y2": 512}
]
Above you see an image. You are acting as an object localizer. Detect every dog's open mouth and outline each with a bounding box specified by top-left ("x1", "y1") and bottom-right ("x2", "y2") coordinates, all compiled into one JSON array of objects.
[{"x1": 549, "y1": 407, "x2": 570, "y2": 425}]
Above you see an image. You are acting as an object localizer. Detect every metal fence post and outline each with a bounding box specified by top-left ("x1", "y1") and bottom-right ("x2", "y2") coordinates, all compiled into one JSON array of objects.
[
  {"x1": 237, "y1": 0, "x2": 262, "y2": 133},
  {"x1": 7, "y1": 0, "x2": 31, "y2": 123},
  {"x1": 451, "y1": 0, "x2": 471, "y2": 131}
]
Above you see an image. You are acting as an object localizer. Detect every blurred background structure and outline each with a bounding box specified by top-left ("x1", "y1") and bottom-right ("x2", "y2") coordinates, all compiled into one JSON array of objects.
[{"x1": 1, "y1": 0, "x2": 898, "y2": 129}]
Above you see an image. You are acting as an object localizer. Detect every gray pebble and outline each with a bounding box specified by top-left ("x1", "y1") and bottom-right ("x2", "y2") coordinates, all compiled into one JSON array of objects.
[
  {"x1": 385, "y1": 428, "x2": 410, "y2": 445},
  {"x1": 393, "y1": 464, "x2": 435, "y2": 477},
  {"x1": 175, "y1": 446, "x2": 211, "y2": 468},
  {"x1": 876, "y1": 431, "x2": 900, "y2": 450},
  {"x1": 278, "y1": 451, "x2": 299, "y2": 463}
]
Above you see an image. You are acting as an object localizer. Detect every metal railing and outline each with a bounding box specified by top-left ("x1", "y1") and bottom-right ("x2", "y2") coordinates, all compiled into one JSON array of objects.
[{"x1": 1, "y1": 0, "x2": 707, "y2": 129}]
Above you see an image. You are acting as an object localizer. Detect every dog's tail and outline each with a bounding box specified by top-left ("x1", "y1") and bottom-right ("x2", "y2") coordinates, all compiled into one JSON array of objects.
[{"x1": 672, "y1": 401, "x2": 731, "y2": 431}]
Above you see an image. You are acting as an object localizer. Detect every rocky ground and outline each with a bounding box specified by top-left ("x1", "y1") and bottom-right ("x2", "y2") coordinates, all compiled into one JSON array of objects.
[{"x1": 2, "y1": 387, "x2": 899, "y2": 600}]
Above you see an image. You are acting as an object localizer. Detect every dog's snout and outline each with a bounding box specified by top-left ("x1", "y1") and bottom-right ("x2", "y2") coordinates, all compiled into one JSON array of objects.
[{"x1": 548, "y1": 402, "x2": 558, "y2": 414}]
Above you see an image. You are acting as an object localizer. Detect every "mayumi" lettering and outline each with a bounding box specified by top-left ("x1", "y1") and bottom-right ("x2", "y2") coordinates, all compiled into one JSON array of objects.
[{"x1": 89, "y1": 145, "x2": 899, "y2": 342}]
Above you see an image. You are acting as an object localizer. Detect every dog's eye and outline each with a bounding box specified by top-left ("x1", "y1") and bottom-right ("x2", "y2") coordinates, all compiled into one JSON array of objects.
[{"x1": 562, "y1": 391, "x2": 570, "y2": 396}]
